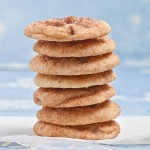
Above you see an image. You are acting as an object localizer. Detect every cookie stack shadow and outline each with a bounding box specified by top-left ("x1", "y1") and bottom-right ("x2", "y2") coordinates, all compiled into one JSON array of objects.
[{"x1": 25, "y1": 16, "x2": 121, "y2": 140}]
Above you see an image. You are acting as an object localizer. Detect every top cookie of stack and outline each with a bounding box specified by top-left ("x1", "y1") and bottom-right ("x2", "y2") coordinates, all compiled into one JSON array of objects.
[{"x1": 25, "y1": 16, "x2": 111, "y2": 42}]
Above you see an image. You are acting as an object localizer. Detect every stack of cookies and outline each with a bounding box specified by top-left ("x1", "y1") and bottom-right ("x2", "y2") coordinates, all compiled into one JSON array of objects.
[{"x1": 24, "y1": 16, "x2": 121, "y2": 140}]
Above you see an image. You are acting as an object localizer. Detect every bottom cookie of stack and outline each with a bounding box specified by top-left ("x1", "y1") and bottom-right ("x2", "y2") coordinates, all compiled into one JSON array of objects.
[{"x1": 33, "y1": 120, "x2": 120, "y2": 140}]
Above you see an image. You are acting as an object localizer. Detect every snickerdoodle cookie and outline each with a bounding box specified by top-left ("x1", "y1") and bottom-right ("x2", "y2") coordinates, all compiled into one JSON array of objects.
[
  {"x1": 24, "y1": 16, "x2": 111, "y2": 42},
  {"x1": 34, "y1": 84, "x2": 115, "y2": 108},
  {"x1": 29, "y1": 53, "x2": 119, "y2": 75},
  {"x1": 33, "y1": 120, "x2": 120, "y2": 140},
  {"x1": 34, "y1": 70, "x2": 116, "y2": 88},
  {"x1": 37, "y1": 100, "x2": 121, "y2": 126},
  {"x1": 33, "y1": 37, "x2": 115, "y2": 57}
]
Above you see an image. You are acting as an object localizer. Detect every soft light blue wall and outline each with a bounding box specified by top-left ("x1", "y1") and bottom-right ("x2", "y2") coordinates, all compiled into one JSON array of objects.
[{"x1": 0, "y1": 0, "x2": 150, "y2": 116}]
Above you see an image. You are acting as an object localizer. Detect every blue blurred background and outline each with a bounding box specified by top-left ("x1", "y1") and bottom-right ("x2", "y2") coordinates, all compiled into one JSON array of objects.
[{"x1": 0, "y1": 0, "x2": 150, "y2": 116}]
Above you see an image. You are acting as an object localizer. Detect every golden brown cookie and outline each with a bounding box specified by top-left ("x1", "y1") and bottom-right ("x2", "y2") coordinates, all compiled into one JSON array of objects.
[
  {"x1": 34, "y1": 70, "x2": 116, "y2": 88},
  {"x1": 33, "y1": 37, "x2": 115, "y2": 57},
  {"x1": 24, "y1": 16, "x2": 111, "y2": 42},
  {"x1": 37, "y1": 100, "x2": 121, "y2": 126},
  {"x1": 34, "y1": 84, "x2": 115, "y2": 108},
  {"x1": 29, "y1": 53, "x2": 119, "y2": 75},
  {"x1": 33, "y1": 120, "x2": 120, "y2": 140}
]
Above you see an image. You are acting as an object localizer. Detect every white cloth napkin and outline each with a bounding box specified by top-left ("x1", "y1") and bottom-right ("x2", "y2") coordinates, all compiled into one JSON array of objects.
[
  {"x1": 0, "y1": 116, "x2": 150, "y2": 149},
  {"x1": 1, "y1": 135, "x2": 150, "y2": 149}
]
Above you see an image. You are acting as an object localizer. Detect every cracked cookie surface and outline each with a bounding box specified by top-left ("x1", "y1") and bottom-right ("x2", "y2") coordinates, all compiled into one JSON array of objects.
[{"x1": 24, "y1": 16, "x2": 111, "y2": 41}]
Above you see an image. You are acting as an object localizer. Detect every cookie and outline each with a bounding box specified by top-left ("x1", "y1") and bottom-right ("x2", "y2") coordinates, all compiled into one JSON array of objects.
[
  {"x1": 34, "y1": 70, "x2": 116, "y2": 88},
  {"x1": 37, "y1": 100, "x2": 121, "y2": 126},
  {"x1": 34, "y1": 84, "x2": 115, "y2": 108},
  {"x1": 29, "y1": 53, "x2": 119, "y2": 75},
  {"x1": 24, "y1": 16, "x2": 111, "y2": 42},
  {"x1": 33, "y1": 120, "x2": 120, "y2": 140},
  {"x1": 33, "y1": 37, "x2": 115, "y2": 57}
]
